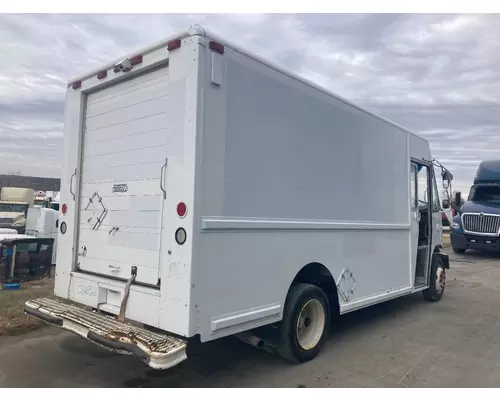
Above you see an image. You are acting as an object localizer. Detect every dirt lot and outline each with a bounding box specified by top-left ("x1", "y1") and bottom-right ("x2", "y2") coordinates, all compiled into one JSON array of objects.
[
  {"x1": 0, "y1": 278, "x2": 54, "y2": 336},
  {"x1": 1, "y1": 247, "x2": 500, "y2": 388}
]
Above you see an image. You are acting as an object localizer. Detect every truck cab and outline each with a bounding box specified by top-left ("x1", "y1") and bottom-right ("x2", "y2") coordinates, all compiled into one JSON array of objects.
[
  {"x1": 0, "y1": 202, "x2": 30, "y2": 234},
  {"x1": 451, "y1": 160, "x2": 500, "y2": 253},
  {"x1": 0, "y1": 187, "x2": 36, "y2": 234}
]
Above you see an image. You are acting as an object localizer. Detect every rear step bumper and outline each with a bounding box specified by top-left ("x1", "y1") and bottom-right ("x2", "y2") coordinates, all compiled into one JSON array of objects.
[{"x1": 24, "y1": 298, "x2": 187, "y2": 370}]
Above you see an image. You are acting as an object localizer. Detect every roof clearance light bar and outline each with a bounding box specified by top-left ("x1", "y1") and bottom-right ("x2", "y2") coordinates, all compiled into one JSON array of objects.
[
  {"x1": 71, "y1": 37, "x2": 225, "y2": 89},
  {"x1": 113, "y1": 54, "x2": 143, "y2": 73},
  {"x1": 71, "y1": 53, "x2": 144, "y2": 88}
]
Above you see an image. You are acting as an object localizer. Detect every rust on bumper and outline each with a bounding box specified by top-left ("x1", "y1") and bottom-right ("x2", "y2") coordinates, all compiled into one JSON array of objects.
[{"x1": 24, "y1": 297, "x2": 187, "y2": 370}]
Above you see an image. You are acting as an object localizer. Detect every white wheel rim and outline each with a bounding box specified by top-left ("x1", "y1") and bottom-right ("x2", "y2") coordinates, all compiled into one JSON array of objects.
[
  {"x1": 296, "y1": 299, "x2": 326, "y2": 351},
  {"x1": 436, "y1": 266, "x2": 446, "y2": 294}
]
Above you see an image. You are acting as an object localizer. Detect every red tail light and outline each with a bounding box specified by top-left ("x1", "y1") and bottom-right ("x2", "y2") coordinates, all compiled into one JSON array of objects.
[
  {"x1": 61, "y1": 203, "x2": 68, "y2": 216},
  {"x1": 176, "y1": 202, "x2": 187, "y2": 218},
  {"x1": 167, "y1": 39, "x2": 182, "y2": 51},
  {"x1": 209, "y1": 41, "x2": 224, "y2": 54}
]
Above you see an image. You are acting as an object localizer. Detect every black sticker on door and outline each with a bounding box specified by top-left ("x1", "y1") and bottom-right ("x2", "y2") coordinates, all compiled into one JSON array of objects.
[{"x1": 112, "y1": 183, "x2": 128, "y2": 193}]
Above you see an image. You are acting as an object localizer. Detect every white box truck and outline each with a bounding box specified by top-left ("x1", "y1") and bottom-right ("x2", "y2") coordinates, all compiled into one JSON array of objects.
[{"x1": 25, "y1": 25, "x2": 453, "y2": 371}]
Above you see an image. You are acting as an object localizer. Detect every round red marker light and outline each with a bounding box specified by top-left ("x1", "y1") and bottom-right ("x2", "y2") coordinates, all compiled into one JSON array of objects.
[
  {"x1": 61, "y1": 203, "x2": 68, "y2": 215},
  {"x1": 176, "y1": 202, "x2": 187, "y2": 218}
]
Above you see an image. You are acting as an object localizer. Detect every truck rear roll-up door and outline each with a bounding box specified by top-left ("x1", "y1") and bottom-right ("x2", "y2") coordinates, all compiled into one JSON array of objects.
[{"x1": 77, "y1": 65, "x2": 177, "y2": 287}]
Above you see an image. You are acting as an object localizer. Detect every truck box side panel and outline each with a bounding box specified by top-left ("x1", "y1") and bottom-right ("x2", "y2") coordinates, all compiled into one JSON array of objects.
[
  {"x1": 221, "y1": 60, "x2": 409, "y2": 223},
  {"x1": 193, "y1": 45, "x2": 412, "y2": 341}
]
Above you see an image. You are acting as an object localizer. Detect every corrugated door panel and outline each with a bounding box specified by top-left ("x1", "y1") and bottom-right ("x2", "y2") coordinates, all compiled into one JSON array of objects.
[
  {"x1": 80, "y1": 209, "x2": 163, "y2": 230},
  {"x1": 86, "y1": 69, "x2": 168, "y2": 106},
  {"x1": 81, "y1": 180, "x2": 161, "y2": 199},
  {"x1": 78, "y1": 258, "x2": 160, "y2": 287},
  {"x1": 82, "y1": 162, "x2": 165, "y2": 185},
  {"x1": 82, "y1": 146, "x2": 167, "y2": 172},
  {"x1": 80, "y1": 195, "x2": 162, "y2": 212},
  {"x1": 78, "y1": 66, "x2": 171, "y2": 286},
  {"x1": 78, "y1": 243, "x2": 159, "y2": 266},
  {"x1": 79, "y1": 229, "x2": 159, "y2": 252},
  {"x1": 85, "y1": 96, "x2": 168, "y2": 133},
  {"x1": 86, "y1": 76, "x2": 170, "y2": 118},
  {"x1": 84, "y1": 130, "x2": 170, "y2": 158}
]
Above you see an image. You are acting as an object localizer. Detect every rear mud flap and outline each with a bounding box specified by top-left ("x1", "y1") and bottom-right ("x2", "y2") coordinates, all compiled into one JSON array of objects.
[{"x1": 24, "y1": 298, "x2": 187, "y2": 370}]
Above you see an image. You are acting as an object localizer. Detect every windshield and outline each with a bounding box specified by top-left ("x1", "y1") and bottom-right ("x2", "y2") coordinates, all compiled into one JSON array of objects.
[
  {"x1": 0, "y1": 203, "x2": 28, "y2": 213},
  {"x1": 34, "y1": 199, "x2": 48, "y2": 207},
  {"x1": 470, "y1": 186, "x2": 500, "y2": 203}
]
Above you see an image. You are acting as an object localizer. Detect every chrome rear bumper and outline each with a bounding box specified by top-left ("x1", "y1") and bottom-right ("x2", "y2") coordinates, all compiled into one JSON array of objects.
[{"x1": 24, "y1": 297, "x2": 187, "y2": 370}]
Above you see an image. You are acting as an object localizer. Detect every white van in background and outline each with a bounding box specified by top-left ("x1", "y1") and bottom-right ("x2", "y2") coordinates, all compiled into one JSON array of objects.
[{"x1": 25, "y1": 207, "x2": 59, "y2": 265}]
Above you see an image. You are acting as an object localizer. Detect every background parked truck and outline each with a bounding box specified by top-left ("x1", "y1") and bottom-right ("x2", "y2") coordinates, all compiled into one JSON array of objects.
[
  {"x1": 0, "y1": 187, "x2": 35, "y2": 234},
  {"x1": 451, "y1": 160, "x2": 500, "y2": 253}
]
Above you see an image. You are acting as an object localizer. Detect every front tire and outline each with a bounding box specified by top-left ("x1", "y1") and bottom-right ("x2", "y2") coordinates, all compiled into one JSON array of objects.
[
  {"x1": 277, "y1": 283, "x2": 330, "y2": 363},
  {"x1": 423, "y1": 255, "x2": 446, "y2": 302}
]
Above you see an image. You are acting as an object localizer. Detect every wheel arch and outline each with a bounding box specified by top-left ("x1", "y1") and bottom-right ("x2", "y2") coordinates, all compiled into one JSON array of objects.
[
  {"x1": 433, "y1": 244, "x2": 450, "y2": 269},
  {"x1": 288, "y1": 262, "x2": 340, "y2": 318}
]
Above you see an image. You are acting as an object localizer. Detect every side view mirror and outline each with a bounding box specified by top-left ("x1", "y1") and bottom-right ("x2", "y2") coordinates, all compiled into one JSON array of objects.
[
  {"x1": 455, "y1": 191, "x2": 462, "y2": 212},
  {"x1": 441, "y1": 170, "x2": 453, "y2": 189},
  {"x1": 442, "y1": 199, "x2": 450, "y2": 209}
]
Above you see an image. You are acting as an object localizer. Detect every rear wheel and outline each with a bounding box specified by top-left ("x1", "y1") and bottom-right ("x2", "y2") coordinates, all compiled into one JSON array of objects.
[
  {"x1": 423, "y1": 255, "x2": 446, "y2": 302},
  {"x1": 277, "y1": 283, "x2": 330, "y2": 363}
]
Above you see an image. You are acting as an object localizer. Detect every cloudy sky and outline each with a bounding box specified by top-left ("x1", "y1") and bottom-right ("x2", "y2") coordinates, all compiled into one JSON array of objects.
[{"x1": 1, "y1": 13, "x2": 499, "y2": 194}]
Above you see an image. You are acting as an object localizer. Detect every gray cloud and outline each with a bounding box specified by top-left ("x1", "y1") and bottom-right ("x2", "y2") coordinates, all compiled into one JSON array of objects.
[{"x1": 0, "y1": 13, "x2": 499, "y2": 194}]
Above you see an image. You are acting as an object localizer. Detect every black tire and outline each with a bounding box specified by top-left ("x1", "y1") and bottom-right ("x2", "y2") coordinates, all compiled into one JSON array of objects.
[
  {"x1": 277, "y1": 283, "x2": 330, "y2": 363},
  {"x1": 452, "y1": 247, "x2": 466, "y2": 254},
  {"x1": 422, "y1": 255, "x2": 446, "y2": 302}
]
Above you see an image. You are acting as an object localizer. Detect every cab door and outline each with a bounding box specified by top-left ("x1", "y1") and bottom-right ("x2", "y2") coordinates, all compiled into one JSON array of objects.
[
  {"x1": 430, "y1": 166, "x2": 443, "y2": 256},
  {"x1": 410, "y1": 163, "x2": 419, "y2": 282},
  {"x1": 411, "y1": 161, "x2": 433, "y2": 289}
]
